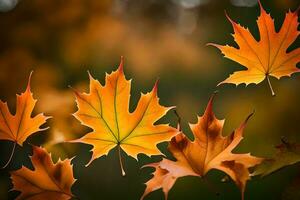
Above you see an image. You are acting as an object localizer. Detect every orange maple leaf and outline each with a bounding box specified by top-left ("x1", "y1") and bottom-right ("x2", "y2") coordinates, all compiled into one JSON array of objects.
[
  {"x1": 10, "y1": 146, "x2": 76, "y2": 200},
  {"x1": 209, "y1": 1, "x2": 300, "y2": 96},
  {"x1": 0, "y1": 72, "x2": 49, "y2": 168},
  {"x1": 0, "y1": 72, "x2": 49, "y2": 145},
  {"x1": 70, "y1": 57, "x2": 178, "y2": 175},
  {"x1": 142, "y1": 95, "x2": 262, "y2": 200}
]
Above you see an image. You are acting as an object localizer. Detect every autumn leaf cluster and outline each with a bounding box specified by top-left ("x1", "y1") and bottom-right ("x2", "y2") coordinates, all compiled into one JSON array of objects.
[{"x1": 0, "y1": 1, "x2": 299, "y2": 200}]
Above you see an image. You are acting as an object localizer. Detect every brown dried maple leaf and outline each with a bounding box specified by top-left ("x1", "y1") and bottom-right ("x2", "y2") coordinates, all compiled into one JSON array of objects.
[
  {"x1": 142, "y1": 95, "x2": 262, "y2": 200},
  {"x1": 10, "y1": 146, "x2": 76, "y2": 200}
]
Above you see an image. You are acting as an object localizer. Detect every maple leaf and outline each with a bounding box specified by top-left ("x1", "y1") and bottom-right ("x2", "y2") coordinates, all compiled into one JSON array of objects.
[
  {"x1": 10, "y1": 146, "x2": 76, "y2": 200},
  {"x1": 0, "y1": 72, "x2": 49, "y2": 168},
  {"x1": 208, "y1": 1, "x2": 300, "y2": 96},
  {"x1": 70, "y1": 57, "x2": 178, "y2": 175},
  {"x1": 253, "y1": 138, "x2": 300, "y2": 177},
  {"x1": 0, "y1": 72, "x2": 49, "y2": 145},
  {"x1": 141, "y1": 95, "x2": 262, "y2": 200}
]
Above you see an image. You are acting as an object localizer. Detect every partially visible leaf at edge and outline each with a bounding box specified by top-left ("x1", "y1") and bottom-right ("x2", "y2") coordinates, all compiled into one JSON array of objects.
[
  {"x1": 10, "y1": 146, "x2": 76, "y2": 200},
  {"x1": 253, "y1": 139, "x2": 300, "y2": 177},
  {"x1": 0, "y1": 72, "x2": 50, "y2": 146}
]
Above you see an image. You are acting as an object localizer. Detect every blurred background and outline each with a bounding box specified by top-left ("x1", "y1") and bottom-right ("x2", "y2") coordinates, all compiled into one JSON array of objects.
[{"x1": 0, "y1": 0, "x2": 300, "y2": 199}]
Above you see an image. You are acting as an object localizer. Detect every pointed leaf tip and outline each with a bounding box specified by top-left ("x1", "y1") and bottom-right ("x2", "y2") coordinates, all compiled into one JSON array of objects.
[
  {"x1": 206, "y1": 43, "x2": 220, "y2": 48},
  {"x1": 26, "y1": 71, "x2": 34, "y2": 92},
  {"x1": 203, "y1": 92, "x2": 217, "y2": 118},
  {"x1": 87, "y1": 70, "x2": 95, "y2": 81},
  {"x1": 118, "y1": 56, "x2": 124, "y2": 73},
  {"x1": 152, "y1": 79, "x2": 159, "y2": 95},
  {"x1": 244, "y1": 111, "x2": 254, "y2": 124},
  {"x1": 217, "y1": 81, "x2": 225, "y2": 87},
  {"x1": 257, "y1": 0, "x2": 263, "y2": 11},
  {"x1": 295, "y1": 5, "x2": 300, "y2": 15},
  {"x1": 208, "y1": 92, "x2": 217, "y2": 108},
  {"x1": 224, "y1": 10, "x2": 235, "y2": 25}
]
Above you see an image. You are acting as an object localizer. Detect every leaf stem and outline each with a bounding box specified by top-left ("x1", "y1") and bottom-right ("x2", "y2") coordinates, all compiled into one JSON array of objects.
[
  {"x1": 118, "y1": 145, "x2": 126, "y2": 176},
  {"x1": 266, "y1": 75, "x2": 275, "y2": 96},
  {"x1": 2, "y1": 142, "x2": 16, "y2": 169}
]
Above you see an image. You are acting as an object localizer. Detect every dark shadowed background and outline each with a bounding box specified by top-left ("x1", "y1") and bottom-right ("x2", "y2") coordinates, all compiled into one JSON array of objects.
[{"x1": 0, "y1": 0, "x2": 300, "y2": 199}]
